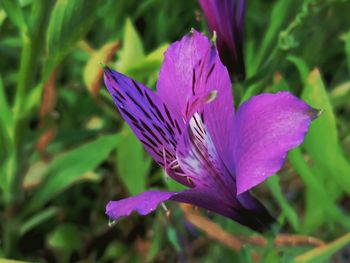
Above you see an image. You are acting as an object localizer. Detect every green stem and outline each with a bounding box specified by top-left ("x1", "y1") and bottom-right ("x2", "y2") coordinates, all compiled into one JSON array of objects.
[{"x1": 4, "y1": 0, "x2": 52, "y2": 257}]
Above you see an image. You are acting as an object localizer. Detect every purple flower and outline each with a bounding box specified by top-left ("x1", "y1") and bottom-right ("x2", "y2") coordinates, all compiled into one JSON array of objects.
[
  {"x1": 198, "y1": 0, "x2": 246, "y2": 80},
  {"x1": 103, "y1": 30, "x2": 319, "y2": 231}
]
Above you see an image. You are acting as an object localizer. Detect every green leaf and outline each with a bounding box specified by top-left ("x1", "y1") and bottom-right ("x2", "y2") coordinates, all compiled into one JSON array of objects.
[
  {"x1": 48, "y1": 223, "x2": 82, "y2": 251},
  {"x1": 250, "y1": 0, "x2": 292, "y2": 74},
  {"x1": 330, "y1": 81, "x2": 350, "y2": 108},
  {"x1": 344, "y1": 30, "x2": 350, "y2": 75},
  {"x1": 269, "y1": 72, "x2": 290, "y2": 93},
  {"x1": 167, "y1": 227, "x2": 181, "y2": 252},
  {"x1": 0, "y1": 75, "x2": 15, "y2": 200},
  {"x1": 294, "y1": 232, "x2": 350, "y2": 263},
  {"x1": 116, "y1": 124, "x2": 151, "y2": 195},
  {"x1": 240, "y1": 84, "x2": 259, "y2": 105},
  {"x1": 25, "y1": 134, "x2": 120, "y2": 213},
  {"x1": 147, "y1": 221, "x2": 165, "y2": 262},
  {"x1": 117, "y1": 18, "x2": 144, "y2": 73},
  {"x1": 0, "y1": 259, "x2": 30, "y2": 263},
  {"x1": 267, "y1": 175, "x2": 299, "y2": 231},
  {"x1": 288, "y1": 148, "x2": 350, "y2": 232},
  {"x1": 124, "y1": 43, "x2": 168, "y2": 82},
  {"x1": 302, "y1": 69, "x2": 350, "y2": 195},
  {"x1": 83, "y1": 41, "x2": 120, "y2": 94},
  {"x1": 101, "y1": 241, "x2": 128, "y2": 262},
  {"x1": 287, "y1": 55, "x2": 310, "y2": 81},
  {"x1": 20, "y1": 207, "x2": 58, "y2": 236},
  {"x1": 44, "y1": 0, "x2": 100, "y2": 81},
  {"x1": 0, "y1": 75, "x2": 13, "y2": 143},
  {"x1": 0, "y1": 0, "x2": 27, "y2": 32}
]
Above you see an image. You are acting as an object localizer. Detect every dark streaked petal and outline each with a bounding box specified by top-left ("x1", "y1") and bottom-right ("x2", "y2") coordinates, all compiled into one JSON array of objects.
[
  {"x1": 157, "y1": 30, "x2": 236, "y2": 173},
  {"x1": 198, "y1": 0, "x2": 246, "y2": 79},
  {"x1": 104, "y1": 68, "x2": 190, "y2": 186},
  {"x1": 175, "y1": 113, "x2": 274, "y2": 231},
  {"x1": 176, "y1": 113, "x2": 235, "y2": 193},
  {"x1": 157, "y1": 30, "x2": 210, "y2": 114},
  {"x1": 233, "y1": 92, "x2": 320, "y2": 194}
]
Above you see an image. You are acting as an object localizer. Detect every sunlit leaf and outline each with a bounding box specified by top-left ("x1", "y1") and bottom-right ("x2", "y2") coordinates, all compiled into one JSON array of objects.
[
  {"x1": 288, "y1": 148, "x2": 350, "y2": 233},
  {"x1": 330, "y1": 81, "x2": 350, "y2": 108},
  {"x1": 116, "y1": 18, "x2": 144, "y2": 73},
  {"x1": 302, "y1": 69, "x2": 350, "y2": 195},
  {"x1": 294, "y1": 232, "x2": 350, "y2": 263},
  {"x1": 22, "y1": 160, "x2": 48, "y2": 190},
  {"x1": 124, "y1": 43, "x2": 168, "y2": 82},
  {"x1": 83, "y1": 41, "x2": 120, "y2": 96}
]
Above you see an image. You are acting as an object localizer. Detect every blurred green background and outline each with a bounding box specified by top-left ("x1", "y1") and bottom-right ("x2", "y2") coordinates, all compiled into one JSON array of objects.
[{"x1": 1, "y1": 0, "x2": 350, "y2": 262}]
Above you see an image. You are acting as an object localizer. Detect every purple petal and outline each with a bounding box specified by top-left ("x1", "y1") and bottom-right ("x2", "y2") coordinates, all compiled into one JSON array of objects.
[
  {"x1": 106, "y1": 188, "x2": 274, "y2": 231},
  {"x1": 157, "y1": 30, "x2": 236, "y2": 174},
  {"x1": 198, "y1": 0, "x2": 246, "y2": 79},
  {"x1": 176, "y1": 113, "x2": 235, "y2": 192},
  {"x1": 172, "y1": 187, "x2": 274, "y2": 232},
  {"x1": 233, "y1": 92, "x2": 320, "y2": 194},
  {"x1": 104, "y1": 68, "x2": 191, "y2": 186},
  {"x1": 157, "y1": 30, "x2": 210, "y2": 114},
  {"x1": 106, "y1": 190, "x2": 176, "y2": 220},
  {"x1": 175, "y1": 113, "x2": 274, "y2": 231}
]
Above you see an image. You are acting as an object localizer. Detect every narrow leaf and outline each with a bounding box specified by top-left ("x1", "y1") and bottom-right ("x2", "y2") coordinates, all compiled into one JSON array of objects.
[
  {"x1": 0, "y1": 0, "x2": 27, "y2": 32},
  {"x1": 44, "y1": 0, "x2": 100, "y2": 81},
  {"x1": 302, "y1": 69, "x2": 350, "y2": 195},
  {"x1": 83, "y1": 41, "x2": 120, "y2": 96},
  {"x1": 267, "y1": 175, "x2": 299, "y2": 231},
  {"x1": 344, "y1": 30, "x2": 350, "y2": 75},
  {"x1": 294, "y1": 232, "x2": 350, "y2": 263},
  {"x1": 117, "y1": 18, "x2": 144, "y2": 73},
  {"x1": 25, "y1": 134, "x2": 120, "y2": 213}
]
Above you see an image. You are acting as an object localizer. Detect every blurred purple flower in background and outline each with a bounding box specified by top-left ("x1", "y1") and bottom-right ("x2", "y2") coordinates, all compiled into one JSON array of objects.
[
  {"x1": 198, "y1": 0, "x2": 246, "y2": 80},
  {"x1": 104, "y1": 30, "x2": 319, "y2": 231}
]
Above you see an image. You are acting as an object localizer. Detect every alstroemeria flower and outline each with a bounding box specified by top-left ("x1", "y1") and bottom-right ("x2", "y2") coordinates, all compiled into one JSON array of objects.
[
  {"x1": 198, "y1": 0, "x2": 246, "y2": 80},
  {"x1": 104, "y1": 30, "x2": 319, "y2": 231}
]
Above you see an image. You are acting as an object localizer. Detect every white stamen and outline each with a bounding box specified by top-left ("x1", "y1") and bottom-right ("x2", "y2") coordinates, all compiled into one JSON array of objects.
[{"x1": 108, "y1": 218, "x2": 117, "y2": 227}]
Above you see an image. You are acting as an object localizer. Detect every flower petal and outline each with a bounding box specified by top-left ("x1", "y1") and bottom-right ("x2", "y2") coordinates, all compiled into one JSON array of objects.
[
  {"x1": 233, "y1": 92, "x2": 320, "y2": 194},
  {"x1": 176, "y1": 113, "x2": 235, "y2": 193},
  {"x1": 104, "y1": 68, "x2": 190, "y2": 186},
  {"x1": 198, "y1": 0, "x2": 246, "y2": 79},
  {"x1": 157, "y1": 30, "x2": 211, "y2": 114},
  {"x1": 157, "y1": 30, "x2": 236, "y2": 174},
  {"x1": 106, "y1": 188, "x2": 274, "y2": 231},
  {"x1": 106, "y1": 190, "x2": 176, "y2": 220},
  {"x1": 175, "y1": 113, "x2": 274, "y2": 231},
  {"x1": 172, "y1": 187, "x2": 275, "y2": 232}
]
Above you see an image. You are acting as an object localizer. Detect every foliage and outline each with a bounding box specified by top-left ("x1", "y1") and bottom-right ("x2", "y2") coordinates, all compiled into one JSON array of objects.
[{"x1": 0, "y1": 0, "x2": 350, "y2": 262}]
